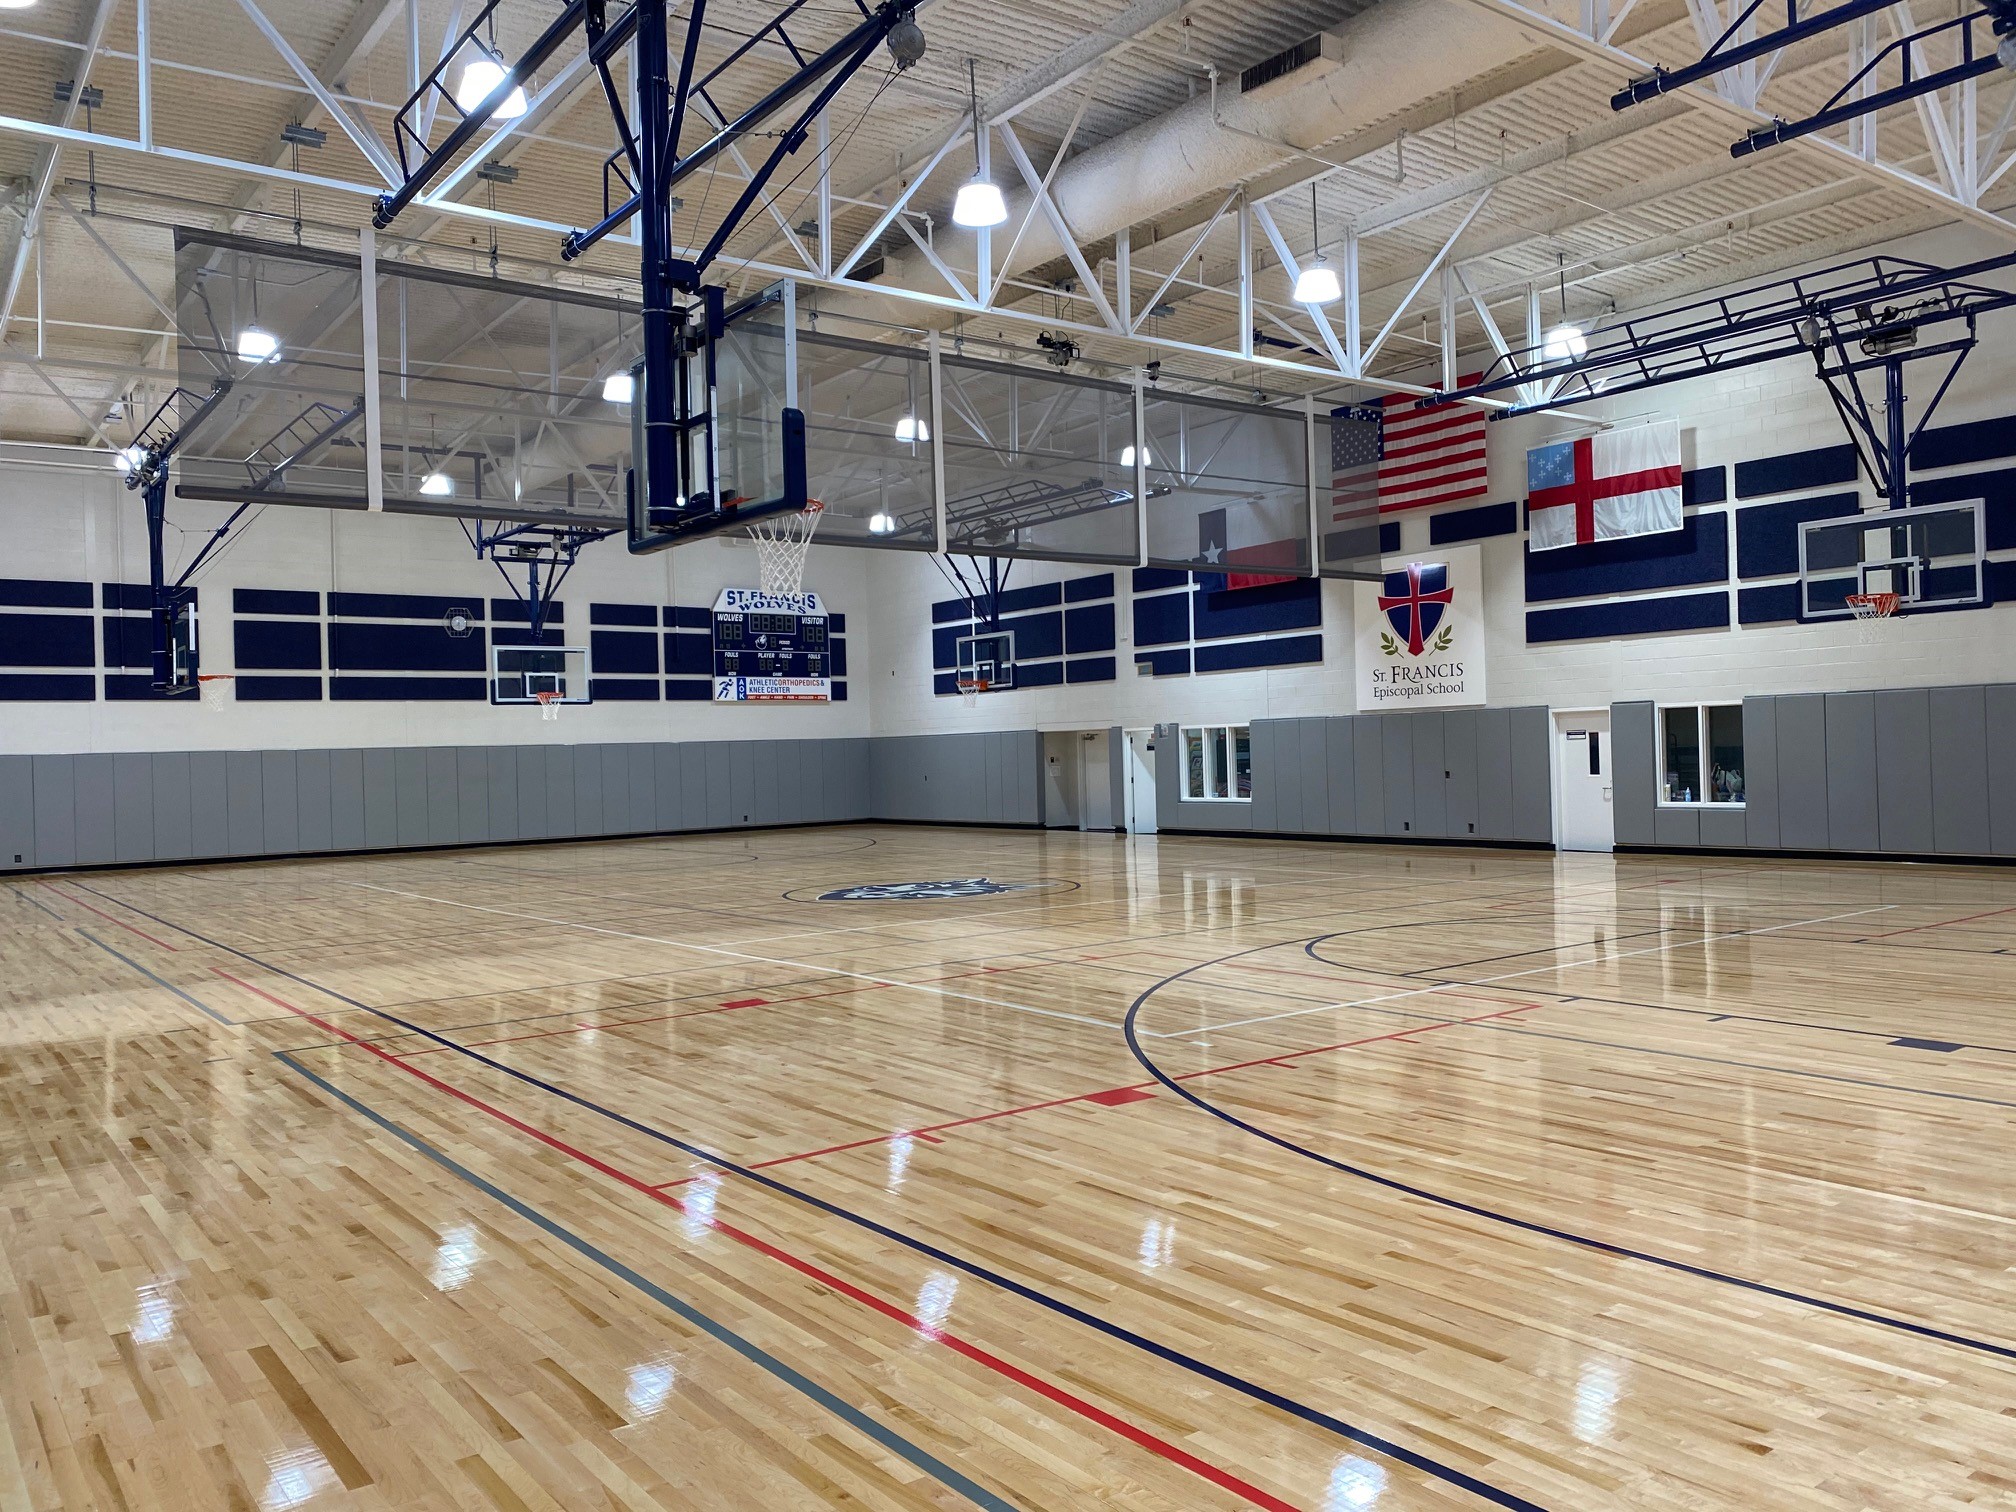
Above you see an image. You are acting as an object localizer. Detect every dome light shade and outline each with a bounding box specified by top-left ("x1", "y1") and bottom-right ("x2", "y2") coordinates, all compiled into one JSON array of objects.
[
  {"x1": 456, "y1": 56, "x2": 527, "y2": 118},
  {"x1": 868, "y1": 511, "x2": 896, "y2": 534},
  {"x1": 236, "y1": 326, "x2": 280, "y2": 363},
  {"x1": 113, "y1": 445, "x2": 146, "y2": 474},
  {"x1": 894, "y1": 414, "x2": 929, "y2": 442},
  {"x1": 1292, "y1": 260, "x2": 1342, "y2": 305},
  {"x1": 419, "y1": 471, "x2": 455, "y2": 497},
  {"x1": 1119, "y1": 445, "x2": 1150, "y2": 467},
  {"x1": 0, "y1": 0, "x2": 41, "y2": 11},
  {"x1": 951, "y1": 176, "x2": 1007, "y2": 229},
  {"x1": 1542, "y1": 323, "x2": 1588, "y2": 363},
  {"x1": 602, "y1": 371, "x2": 635, "y2": 404}
]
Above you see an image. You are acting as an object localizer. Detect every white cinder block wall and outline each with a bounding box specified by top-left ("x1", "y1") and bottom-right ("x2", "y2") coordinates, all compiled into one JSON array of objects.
[
  {"x1": 0, "y1": 473, "x2": 870, "y2": 754},
  {"x1": 6, "y1": 224, "x2": 2016, "y2": 757}
]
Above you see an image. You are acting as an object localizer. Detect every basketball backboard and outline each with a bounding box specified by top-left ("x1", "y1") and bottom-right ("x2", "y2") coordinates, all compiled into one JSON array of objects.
[
  {"x1": 491, "y1": 645, "x2": 590, "y2": 703},
  {"x1": 955, "y1": 630, "x2": 1015, "y2": 691},
  {"x1": 1797, "y1": 500, "x2": 1984, "y2": 618}
]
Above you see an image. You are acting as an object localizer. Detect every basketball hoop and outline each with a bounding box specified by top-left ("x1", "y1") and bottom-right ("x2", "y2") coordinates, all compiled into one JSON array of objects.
[
  {"x1": 957, "y1": 675, "x2": 988, "y2": 709},
  {"x1": 535, "y1": 690, "x2": 564, "y2": 721},
  {"x1": 198, "y1": 673, "x2": 234, "y2": 712},
  {"x1": 1845, "y1": 591, "x2": 1900, "y2": 641},
  {"x1": 748, "y1": 499, "x2": 824, "y2": 595}
]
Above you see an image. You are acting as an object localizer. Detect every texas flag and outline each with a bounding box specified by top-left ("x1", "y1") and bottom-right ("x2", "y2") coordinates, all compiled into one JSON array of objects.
[{"x1": 1526, "y1": 419, "x2": 1683, "y2": 552}]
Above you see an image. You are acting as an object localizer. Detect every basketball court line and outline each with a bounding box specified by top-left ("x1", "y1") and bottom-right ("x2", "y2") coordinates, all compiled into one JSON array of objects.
[
  {"x1": 343, "y1": 881, "x2": 1122, "y2": 1029},
  {"x1": 241, "y1": 974, "x2": 1402, "y2": 1512},
  {"x1": 1119, "y1": 939, "x2": 2016, "y2": 1367},
  {"x1": 271, "y1": 1057, "x2": 1023, "y2": 1512},
  {"x1": 73, "y1": 930, "x2": 237, "y2": 1026},
  {"x1": 91, "y1": 882, "x2": 1549, "y2": 1512},
  {"x1": 1162, "y1": 905, "x2": 1896, "y2": 1038},
  {"x1": 6, "y1": 885, "x2": 63, "y2": 920}
]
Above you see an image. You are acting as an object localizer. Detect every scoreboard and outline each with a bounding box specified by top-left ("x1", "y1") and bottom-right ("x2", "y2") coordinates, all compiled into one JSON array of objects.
[{"x1": 711, "y1": 587, "x2": 833, "y2": 702}]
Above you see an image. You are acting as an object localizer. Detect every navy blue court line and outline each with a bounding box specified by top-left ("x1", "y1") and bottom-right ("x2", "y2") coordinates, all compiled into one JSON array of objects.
[
  {"x1": 73, "y1": 880, "x2": 1547, "y2": 1512},
  {"x1": 1309, "y1": 938, "x2": 2016, "y2": 1059},
  {"x1": 1123, "y1": 937, "x2": 2016, "y2": 1367},
  {"x1": 77, "y1": 929, "x2": 236, "y2": 1025},
  {"x1": 274, "y1": 1053, "x2": 1020, "y2": 1512}
]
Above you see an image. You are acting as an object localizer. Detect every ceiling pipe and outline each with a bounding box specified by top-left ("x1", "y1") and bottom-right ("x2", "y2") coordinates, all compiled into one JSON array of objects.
[{"x1": 861, "y1": 0, "x2": 1543, "y2": 311}]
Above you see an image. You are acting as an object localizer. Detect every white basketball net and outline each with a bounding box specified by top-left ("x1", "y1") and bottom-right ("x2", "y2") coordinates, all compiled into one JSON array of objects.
[
  {"x1": 748, "y1": 501, "x2": 824, "y2": 595},
  {"x1": 536, "y1": 690, "x2": 564, "y2": 721},
  {"x1": 198, "y1": 674, "x2": 234, "y2": 712}
]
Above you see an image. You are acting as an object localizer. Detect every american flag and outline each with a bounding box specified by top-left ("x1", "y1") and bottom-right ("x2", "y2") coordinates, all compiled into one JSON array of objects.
[{"x1": 1330, "y1": 375, "x2": 1489, "y2": 519}]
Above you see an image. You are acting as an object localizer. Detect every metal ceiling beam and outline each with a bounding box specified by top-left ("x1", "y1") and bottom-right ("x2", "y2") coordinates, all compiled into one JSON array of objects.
[
  {"x1": 1455, "y1": 0, "x2": 2016, "y2": 241},
  {"x1": 0, "y1": 0, "x2": 123, "y2": 345}
]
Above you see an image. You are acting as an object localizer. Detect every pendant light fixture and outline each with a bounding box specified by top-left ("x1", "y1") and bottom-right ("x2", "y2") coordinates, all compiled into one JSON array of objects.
[
  {"x1": 951, "y1": 60, "x2": 1007, "y2": 229},
  {"x1": 1292, "y1": 182, "x2": 1342, "y2": 306}
]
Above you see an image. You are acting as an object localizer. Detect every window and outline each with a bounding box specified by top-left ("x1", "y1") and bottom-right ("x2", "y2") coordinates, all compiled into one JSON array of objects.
[
  {"x1": 1183, "y1": 724, "x2": 1252, "y2": 801},
  {"x1": 1660, "y1": 704, "x2": 1744, "y2": 805}
]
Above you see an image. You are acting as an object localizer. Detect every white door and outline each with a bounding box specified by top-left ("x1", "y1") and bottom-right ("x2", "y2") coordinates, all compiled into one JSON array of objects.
[
  {"x1": 1558, "y1": 713, "x2": 1614, "y2": 852},
  {"x1": 1080, "y1": 731, "x2": 1114, "y2": 831},
  {"x1": 1124, "y1": 729, "x2": 1157, "y2": 834}
]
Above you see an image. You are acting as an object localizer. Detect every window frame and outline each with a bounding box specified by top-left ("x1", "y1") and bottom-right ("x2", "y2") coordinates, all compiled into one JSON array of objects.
[
  {"x1": 1181, "y1": 723, "x2": 1253, "y2": 802},
  {"x1": 1656, "y1": 701, "x2": 1746, "y2": 809}
]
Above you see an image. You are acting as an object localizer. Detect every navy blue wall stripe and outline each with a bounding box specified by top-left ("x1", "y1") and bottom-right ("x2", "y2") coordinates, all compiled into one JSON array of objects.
[
  {"x1": 329, "y1": 590, "x2": 471, "y2": 620},
  {"x1": 1734, "y1": 443, "x2": 1857, "y2": 499},
  {"x1": 1000, "y1": 609, "x2": 1062, "y2": 660},
  {"x1": 665, "y1": 679, "x2": 710, "y2": 701},
  {"x1": 1016, "y1": 661, "x2": 1064, "y2": 689},
  {"x1": 233, "y1": 587, "x2": 319, "y2": 617},
  {"x1": 591, "y1": 628, "x2": 659, "y2": 674},
  {"x1": 665, "y1": 605, "x2": 711, "y2": 629},
  {"x1": 1064, "y1": 603, "x2": 1116, "y2": 654},
  {"x1": 101, "y1": 616, "x2": 155, "y2": 670},
  {"x1": 1064, "y1": 572, "x2": 1115, "y2": 603},
  {"x1": 236, "y1": 675, "x2": 325, "y2": 701},
  {"x1": 1192, "y1": 577, "x2": 1320, "y2": 641},
  {"x1": 1195, "y1": 632, "x2": 1322, "y2": 672},
  {"x1": 1135, "y1": 648, "x2": 1191, "y2": 676},
  {"x1": 1066, "y1": 656, "x2": 1117, "y2": 684},
  {"x1": 591, "y1": 601, "x2": 657, "y2": 627},
  {"x1": 1912, "y1": 412, "x2": 2016, "y2": 472},
  {"x1": 1522, "y1": 514, "x2": 1728, "y2": 603},
  {"x1": 1910, "y1": 466, "x2": 2016, "y2": 550},
  {"x1": 589, "y1": 678, "x2": 661, "y2": 700},
  {"x1": 0, "y1": 612, "x2": 95, "y2": 667},
  {"x1": 1429, "y1": 500, "x2": 1516, "y2": 545},
  {"x1": 1526, "y1": 590, "x2": 1728, "y2": 643},
  {"x1": 0, "y1": 578, "x2": 90, "y2": 609},
  {"x1": 1734, "y1": 491, "x2": 1860, "y2": 578},
  {"x1": 1737, "y1": 582, "x2": 1802, "y2": 625},
  {"x1": 490, "y1": 598, "x2": 563, "y2": 624},
  {"x1": 235, "y1": 620, "x2": 323, "y2": 670},
  {"x1": 665, "y1": 632, "x2": 711, "y2": 675},
  {"x1": 331, "y1": 675, "x2": 487, "y2": 700},
  {"x1": 1131, "y1": 566, "x2": 1189, "y2": 592},
  {"x1": 1682, "y1": 465, "x2": 1727, "y2": 506},
  {"x1": 329, "y1": 622, "x2": 486, "y2": 671},
  {"x1": 0, "y1": 673, "x2": 93, "y2": 700}
]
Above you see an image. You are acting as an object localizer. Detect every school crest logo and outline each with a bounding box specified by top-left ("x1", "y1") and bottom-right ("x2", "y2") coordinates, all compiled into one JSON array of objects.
[
  {"x1": 816, "y1": 878, "x2": 1028, "y2": 901},
  {"x1": 1376, "y1": 562, "x2": 1455, "y2": 656}
]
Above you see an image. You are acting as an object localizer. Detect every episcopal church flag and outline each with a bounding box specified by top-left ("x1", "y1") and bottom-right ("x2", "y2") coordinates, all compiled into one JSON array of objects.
[{"x1": 1525, "y1": 419, "x2": 1683, "y2": 551}]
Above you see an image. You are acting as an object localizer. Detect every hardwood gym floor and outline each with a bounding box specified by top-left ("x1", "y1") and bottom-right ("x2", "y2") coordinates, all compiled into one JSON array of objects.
[{"x1": 4, "y1": 824, "x2": 2015, "y2": 1511}]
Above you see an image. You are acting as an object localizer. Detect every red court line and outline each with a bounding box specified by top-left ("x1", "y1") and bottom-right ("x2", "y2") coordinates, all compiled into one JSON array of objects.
[
  {"x1": 1858, "y1": 905, "x2": 2016, "y2": 941},
  {"x1": 231, "y1": 967, "x2": 1301, "y2": 1512},
  {"x1": 40, "y1": 882, "x2": 179, "y2": 951},
  {"x1": 664, "y1": 1003, "x2": 1542, "y2": 1185}
]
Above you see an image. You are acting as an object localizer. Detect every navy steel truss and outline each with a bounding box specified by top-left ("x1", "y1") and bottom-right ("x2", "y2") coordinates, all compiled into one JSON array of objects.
[
  {"x1": 1423, "y1": 248, "x2": 2016, "y2": 499},
  {"x1": 119, "y1": 381, "x2": 239, "y2": 693},
  {"x1": 1734, "y1": 4, "x2": 2016, "y2": 158},
  {"x1": 370, "y1": 0, "x2": 921, "y2": 557},
  {"x1": 1610, "y1": 0, "x2": 2016, "y2": 160},
  {"x1": 463, "y1": 519, "x2": 616, "y2": 639}
]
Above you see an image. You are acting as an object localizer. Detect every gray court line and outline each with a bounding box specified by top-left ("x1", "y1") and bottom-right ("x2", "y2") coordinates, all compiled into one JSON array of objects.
[
  {"x1": 1160, "y1": 905, "x2": 1897, "y2": 1038},
  {"x1": 342, "y1": 882, "x2": 1123, "y2": 1031},
  {"x1": 77, "y1": 929, "x2": 237, "y2": 1026},
  {"x1": 8, "y1": 885, "x2": 63, "y2": 920}
]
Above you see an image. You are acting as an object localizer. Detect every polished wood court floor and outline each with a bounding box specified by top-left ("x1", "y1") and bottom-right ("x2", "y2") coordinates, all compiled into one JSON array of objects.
[{"x1": 6, "y1": 824, "x2": 2016, "y2": 1511}]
